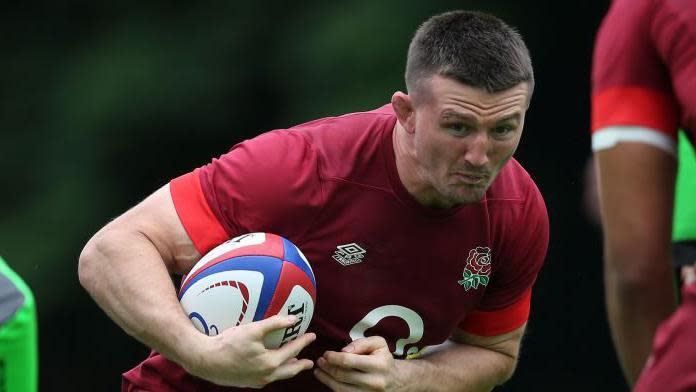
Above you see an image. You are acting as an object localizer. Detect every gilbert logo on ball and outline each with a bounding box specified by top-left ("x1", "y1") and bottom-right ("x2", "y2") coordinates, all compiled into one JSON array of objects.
[{"x1": 179, "y1": 232, "x2": 316, "y2": 348}]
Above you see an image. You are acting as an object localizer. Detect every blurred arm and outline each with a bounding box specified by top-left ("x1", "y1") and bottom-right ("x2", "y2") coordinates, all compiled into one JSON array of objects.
[
  {"x1": 595, "y1": 143, "x2": 677, "y2": 384},
  {"x1": 78, "y1": 185, "x2": 205, "y2": 366}
]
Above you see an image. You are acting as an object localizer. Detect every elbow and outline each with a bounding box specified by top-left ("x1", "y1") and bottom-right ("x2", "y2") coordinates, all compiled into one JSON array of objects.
[
  {"x1": 603, "y1": 227, "x2": 673, "y2": 287},
  {"x1": 498, "y1": 355, "x2": 518, "y2": 385},
  {"x1": 78, "y1": 235, "x2": 106, "y2": 294},
  {"x1": 485, "y1": 348, "x2": 519, "y2": 387},
  {"x1": 604, "y1": 247, "x2": 674, "y2": 294}
]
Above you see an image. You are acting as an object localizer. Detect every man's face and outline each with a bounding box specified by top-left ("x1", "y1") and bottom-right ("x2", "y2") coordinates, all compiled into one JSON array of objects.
[{"x1": 410, "y1": 76, "x2": 529, "y2": 207}]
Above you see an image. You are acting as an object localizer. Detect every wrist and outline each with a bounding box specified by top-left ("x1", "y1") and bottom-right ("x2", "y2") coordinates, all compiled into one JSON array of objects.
[
  {"x1": 393, "y1": 358, "x2": 431, "y2": 391},
  {"x1": 166, "y1": 321, "x2": 210, "y2": 373}
]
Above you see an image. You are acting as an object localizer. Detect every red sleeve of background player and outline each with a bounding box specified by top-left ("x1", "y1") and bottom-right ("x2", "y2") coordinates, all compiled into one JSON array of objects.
[
  {"x1": 590, "y1": 0, "x2": 685, "y2": 154},
  {"x1": 650, "y1": 0, "x2": 696, "y2": 136},
  {"x1": 169, "y1": 130, "x2": 325, "y2": 255},
  {"x1": 459, "y1": 179, "x2": 549, "y2": 336}
]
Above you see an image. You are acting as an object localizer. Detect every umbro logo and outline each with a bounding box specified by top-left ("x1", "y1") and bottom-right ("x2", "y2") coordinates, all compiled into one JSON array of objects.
[{"x1": 332, "y1": 243, "x2": 366, "y2": 266}]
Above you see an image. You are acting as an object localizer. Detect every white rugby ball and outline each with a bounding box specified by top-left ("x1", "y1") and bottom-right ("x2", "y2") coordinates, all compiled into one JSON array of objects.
[{"x1": 179, "y1": 232, "x2": 316, "y2": 348}]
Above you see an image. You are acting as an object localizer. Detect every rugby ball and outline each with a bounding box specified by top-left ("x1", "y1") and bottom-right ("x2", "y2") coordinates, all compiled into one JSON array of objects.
[{"x1": 179, "y1": 232, "x2": 316, "y2": 348}]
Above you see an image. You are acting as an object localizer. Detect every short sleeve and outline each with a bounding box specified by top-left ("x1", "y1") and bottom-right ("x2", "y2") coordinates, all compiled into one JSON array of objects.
[
  {"x1": 590, "y1": 0, "x2": 681, "y2": 154},
  {"x1": 459, "y1": 181, "x2": 549, "y2": 336},
  {"x1": 170, "y1": 130, "x2": 325, "y2": 255},
  {"x1": 651, "y1": 0, "x2": 696, "y2": 135}
]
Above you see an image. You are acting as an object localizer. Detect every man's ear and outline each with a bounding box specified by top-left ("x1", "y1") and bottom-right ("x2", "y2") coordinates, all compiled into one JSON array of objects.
[{"x1": 391, "y1": 92, "x2": 415, "y2": 134}]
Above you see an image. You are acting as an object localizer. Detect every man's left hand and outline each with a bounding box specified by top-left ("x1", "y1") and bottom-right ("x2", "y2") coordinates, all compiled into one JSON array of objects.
[{"x1": 314, "y1": 336, "x2": 405, "y2": 391}]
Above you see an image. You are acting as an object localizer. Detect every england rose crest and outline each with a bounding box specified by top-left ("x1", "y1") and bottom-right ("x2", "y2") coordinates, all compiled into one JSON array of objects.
[{"x1": 458, "y1": 247, "x2": 492, "y2": 291}]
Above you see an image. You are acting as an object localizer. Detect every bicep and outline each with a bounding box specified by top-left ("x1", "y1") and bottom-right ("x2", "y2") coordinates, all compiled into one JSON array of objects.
[
  {"x1": 595, "y1": 143, "x2": 676, "y2": 274},
  {"x1": 102, "y1": 184, "x2": 201, "y2": 274}
]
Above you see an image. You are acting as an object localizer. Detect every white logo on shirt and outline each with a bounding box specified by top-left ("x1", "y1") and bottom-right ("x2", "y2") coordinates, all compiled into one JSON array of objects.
[
  {"x1": 349, "y1": 305, "x2": 424, "y2": 357},
  {"x1": 332, "y1": 243, "x2": 366, "y2": 266}
]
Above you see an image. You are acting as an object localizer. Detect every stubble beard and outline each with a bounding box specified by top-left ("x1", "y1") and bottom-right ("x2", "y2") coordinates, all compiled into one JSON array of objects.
[
  {"x1": 438, "y1": 181, "x2": 489, "y2": 206},
  {"x1": 420, "y1": 168, "x2": 490, "y2": 207}
]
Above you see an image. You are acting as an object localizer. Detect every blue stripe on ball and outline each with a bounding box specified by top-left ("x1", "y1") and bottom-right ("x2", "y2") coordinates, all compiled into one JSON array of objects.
[
  {"x1": 281, "y1": 237, "x2": 316, "y2": 288},
  {"x1": 180, "y1": 255, "x2": 283, "y2": 322}
]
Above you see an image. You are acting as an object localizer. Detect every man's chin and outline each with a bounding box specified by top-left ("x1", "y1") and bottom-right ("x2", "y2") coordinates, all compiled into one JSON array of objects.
[
  {"x1": 447, "y1": 188, "x2": 487, "y2": 206},
  {"x1": 458, "y1": 194, "x2": 486, "y2": 205}
]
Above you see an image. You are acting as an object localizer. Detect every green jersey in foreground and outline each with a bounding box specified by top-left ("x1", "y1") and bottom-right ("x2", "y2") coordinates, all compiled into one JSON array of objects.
[{"x1": 0, "y1": 256, "x2": 38, "y2": 392}]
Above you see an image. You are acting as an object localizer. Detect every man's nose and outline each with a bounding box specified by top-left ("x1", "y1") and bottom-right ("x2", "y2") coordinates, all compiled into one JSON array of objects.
[{"x1": 462, "y1": 132, "x2": 490, "y2": 167}]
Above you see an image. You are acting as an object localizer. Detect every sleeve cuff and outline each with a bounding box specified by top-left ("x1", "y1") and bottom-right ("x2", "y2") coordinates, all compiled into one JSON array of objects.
[
  {"x1": 458, "y1": 288, "x2": 531, "y2": 336},
  {"x1": 170, "y1": 169, "x2": 229, "y2": 255},
  {"x1": 592, "y1": 126, "x2": 677, "y2": 156},
  {"x1": 591, "y1": 86, "x2": 678, "y2": 138}
]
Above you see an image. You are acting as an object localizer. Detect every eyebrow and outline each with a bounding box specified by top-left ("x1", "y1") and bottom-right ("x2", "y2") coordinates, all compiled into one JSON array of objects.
[
  {"x1": 440, "y1": 110, "x2": 522, "y2": 124},
  {"x1": 494, "y1": 113, "x2": 522, "y2": 124}
]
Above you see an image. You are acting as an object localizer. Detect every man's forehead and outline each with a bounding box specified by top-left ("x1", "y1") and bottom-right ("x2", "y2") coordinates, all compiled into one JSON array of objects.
[{"x1": 424, "y1": 75, "x2": 530, "y2": 109}]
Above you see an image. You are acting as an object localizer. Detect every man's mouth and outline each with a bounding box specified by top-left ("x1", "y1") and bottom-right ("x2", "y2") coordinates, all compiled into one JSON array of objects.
[{"x1": 453, "y1": 172, "x2": 488, "y2": 185}]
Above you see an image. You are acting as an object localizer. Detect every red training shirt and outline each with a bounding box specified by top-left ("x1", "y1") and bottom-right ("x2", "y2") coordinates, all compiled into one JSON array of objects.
[{"x1": 123, "y1": 104, "x2": 549, "y2": 391}]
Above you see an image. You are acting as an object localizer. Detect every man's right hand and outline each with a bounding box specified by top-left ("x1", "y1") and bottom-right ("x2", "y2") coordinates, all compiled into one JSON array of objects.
[{"x1": 184, "y1": 315, "x2": 316, "y2": 388}]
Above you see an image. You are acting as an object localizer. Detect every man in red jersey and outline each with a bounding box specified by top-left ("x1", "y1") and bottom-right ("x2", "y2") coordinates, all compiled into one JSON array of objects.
[
  {"x1": 80, "y1": 10, "x2": 548, "y2": 391},
  {"x1": 591, "y1": 0, "x2": 696, "y2": 390}
]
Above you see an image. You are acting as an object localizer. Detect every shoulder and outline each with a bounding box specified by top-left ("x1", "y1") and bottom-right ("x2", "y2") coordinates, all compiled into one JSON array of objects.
[
  {"x1": 289, "y1": 105, "x2": 396, "y2": 149},
  {"x1": 193, "y1": 106, "x2": 396, "y2": 236},
  {"x1": 652, "y1": 0, "x2": 696, "y2": 40},
  {"x1": 593, "y1": 0, "x2": 659, "y2": 92},
  {"x1": 466, "y1": 160, "x2": 548, "y2": 314},
  {"x1": 232, "y1": 104, "x2": 393, "y2": 149},
  {"x1": 596, "y1": 0, "x2": 654, "y2": 37},
  {"x1": 651, "y1": 0, "x2": 696, "y2": 76},
  {"x1": 213, "y1": 105, "x2": 395, "y2": 181},
  {"x1": 485, "y1": 159, "x2": 547, "y2": 233},
  {"x1": 485, "y1": 160, "x2": 549, "y2": 280},
  {"x1": 591, "y1": 0, "x2": 681, "y2": 151},
  {"x1": 591, "y1": 0, "x2": 696, "y2": 92},
  {"x1": 286, "y1": 105, "x2": 397, "y2": 180},
  {"x1": 486, "y1": 158, "x2": 542, "y2": 206}
]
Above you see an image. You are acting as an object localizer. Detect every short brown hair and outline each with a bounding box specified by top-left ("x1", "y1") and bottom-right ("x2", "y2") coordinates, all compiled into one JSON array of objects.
[{"x1": 406, "y1": 10, "x2": 534, "y2": 100}]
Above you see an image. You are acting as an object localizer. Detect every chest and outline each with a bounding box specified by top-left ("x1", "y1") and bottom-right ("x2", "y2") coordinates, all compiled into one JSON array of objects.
[{"x1": 291, "y1": 183, "x2": 495, "y2": 351}]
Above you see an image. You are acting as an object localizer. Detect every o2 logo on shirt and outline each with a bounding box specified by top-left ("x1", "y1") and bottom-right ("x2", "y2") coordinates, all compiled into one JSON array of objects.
[{"x1": 349, "y1": 305, "x2": 424, "y2": 358}]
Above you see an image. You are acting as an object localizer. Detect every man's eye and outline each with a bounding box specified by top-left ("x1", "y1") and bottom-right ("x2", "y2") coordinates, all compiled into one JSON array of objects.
[
  {"x1": 446, "y1": 123, "x2": 468, "y2": 133},
  {"x1": 492, "y1": 125, "x2": 514, "y2": 136}
]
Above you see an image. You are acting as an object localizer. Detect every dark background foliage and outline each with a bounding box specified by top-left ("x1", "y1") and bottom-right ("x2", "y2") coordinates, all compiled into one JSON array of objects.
[{"x1": 1, "y1": 1, "x2": 625, "y2": 390}]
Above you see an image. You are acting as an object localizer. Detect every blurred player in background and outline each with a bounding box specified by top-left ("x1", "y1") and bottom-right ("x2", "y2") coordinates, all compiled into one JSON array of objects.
[
  {"x1": 0, "y1": 256, "x2": 38, "y2": 392},
  {"x1": 591, "y1": 0, "x2": 696, "y2": 390},
  {"x1": 80, "y1": 10, "x2": 548, "y2": 391}
]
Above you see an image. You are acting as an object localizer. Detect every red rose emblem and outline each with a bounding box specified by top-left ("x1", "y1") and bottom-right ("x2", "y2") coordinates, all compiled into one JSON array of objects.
[{"x1": 466, "y1": 247, "x2": 491, "y2": 276}]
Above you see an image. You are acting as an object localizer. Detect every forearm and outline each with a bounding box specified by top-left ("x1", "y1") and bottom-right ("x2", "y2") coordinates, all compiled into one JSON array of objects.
[
  {"x1": 394, "y1": 342, "x2": 516, "y2": 392},
  {"x1": 595, "y1": 144, "x2": 678, "y2": 384},
  {"x1": 79, "y1": 227, "x2": 202, "y2": 367}
]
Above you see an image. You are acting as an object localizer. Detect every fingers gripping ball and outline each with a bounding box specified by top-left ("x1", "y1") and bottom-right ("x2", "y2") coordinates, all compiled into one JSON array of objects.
[{"x1": 179, "y1": 232, "x2": 316, "y2": 348}]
